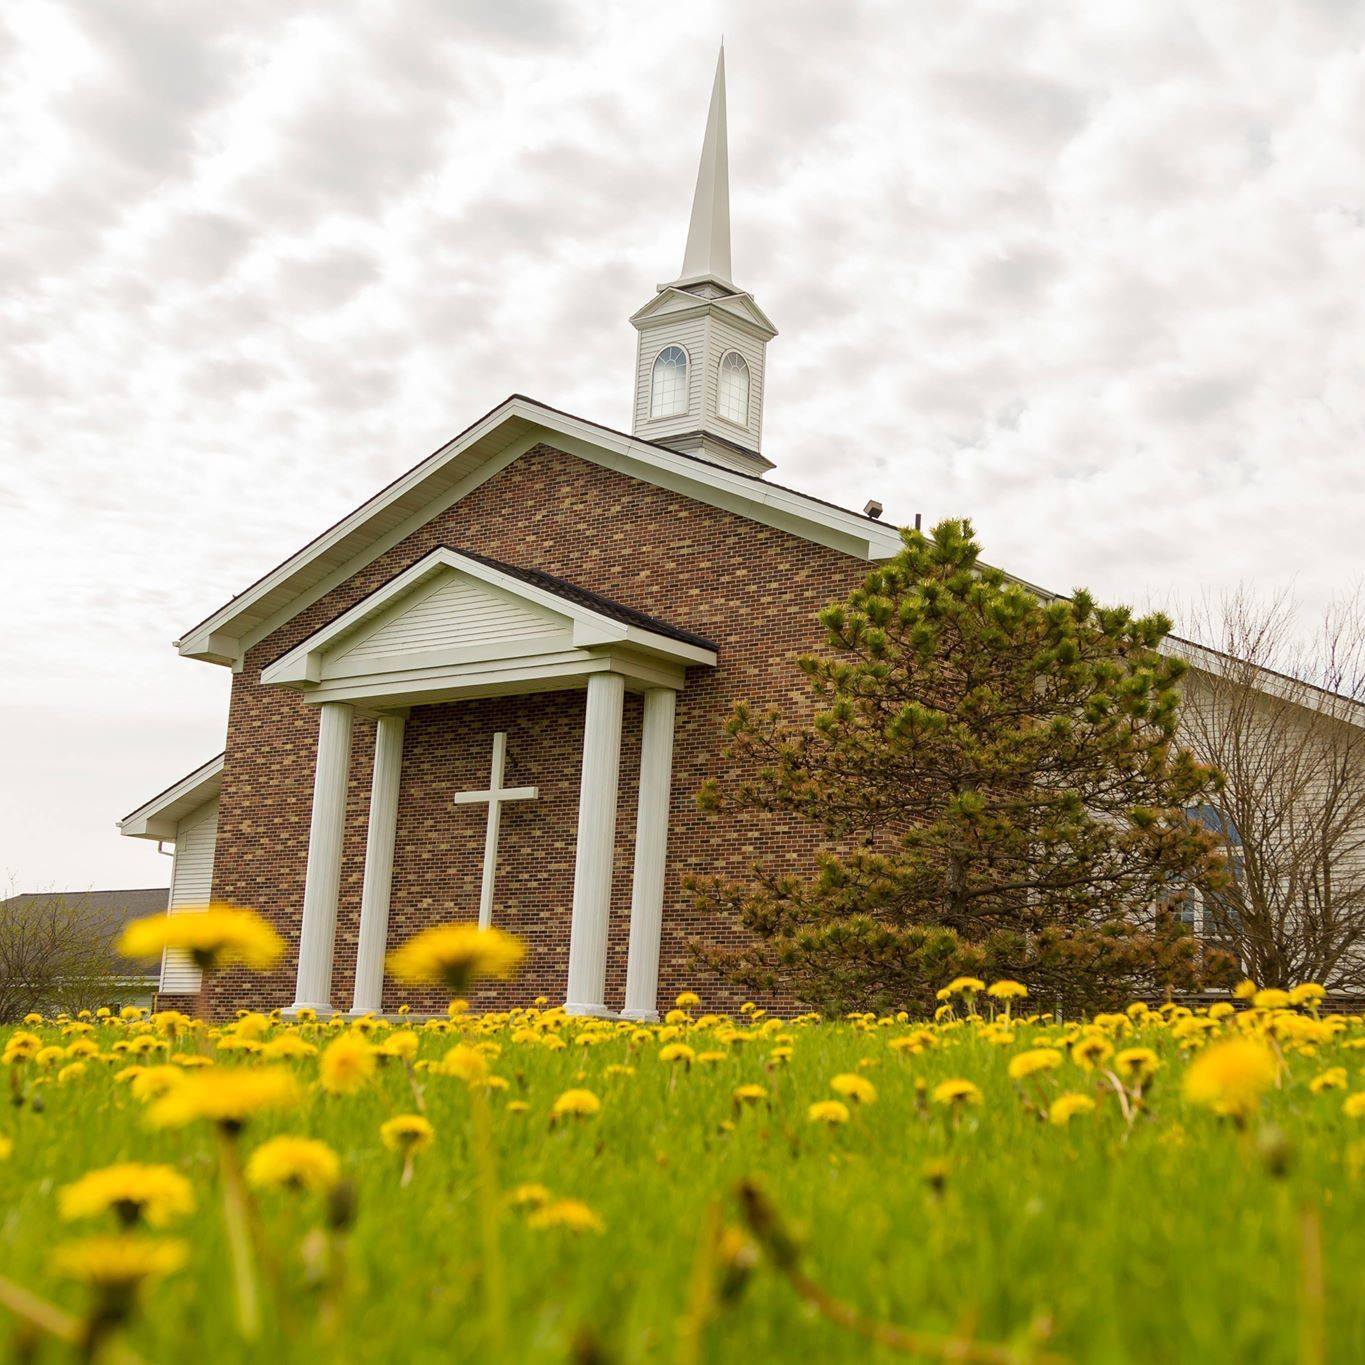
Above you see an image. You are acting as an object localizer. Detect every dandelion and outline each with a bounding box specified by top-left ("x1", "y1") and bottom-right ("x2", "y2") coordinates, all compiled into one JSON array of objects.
[
  {"x1": 260, "y1": 1034, "x2": 317, "y2": 1061},
  {"x1": 1008, "y1": 1048, "x2": 1063, "y2": 1081},
  {"x1": 551, "y1": 1088, "x2": 601, "y2": 1121},
  {"x1": 732, "y1": 1083, "x2": 768, "y2": 1107},
  {"x1": 675, "y1": 991, "x2": 701, "y2": 1009},
  {"x1": 1114, "y1": 1048, "x2": 1161, "y2": 1084},
  {"x1": 1290, "y1": 983, "x2": 1326, "y2": 1008},
  {"x1": 508, "y1": 1183, "x2": 552, "y2": 1210},
  {"x1": 931, "y1": 1079, "x2": 983, "y2": 1108},
  {"x1": 659, "y1": 1043, "x2": 696, "y2": 1067},
  {"x1": 245, "y1": 1136, "x2": 341, "y2": 1194},
  {"x1": 527, "y1": 1199, "x2": 604, "y2": 1234},
  {"x1": 438, "y1": 1043, "x2": 490, "y2": 1084},
  {"x1": 118, "y1": 906, "x2": 283, "y2": 974},
  {"x1": 54, "y1": 1234, "x2": 188, "y2": 1288},
  {"x1": 381, "y1": 1113, "x2": 435, "y2": 1154},
  {"x1": 767, "y1": 1046, "x2": 793, "y2": 1066},
  {"x1": 1049, "y1": 1093, "x2": 1097, "y2": 1127},
  {"x1": 1309, "y1": 1068, "x2": 1348, "y2": 1093},
  {"x1": 1071, "y1": 1035, "x2": 1114, "y2": 1070},
  {"x1": 0, "y1": 1135, "x2": 11, "y2": 1160},
  {"x1": 319, "y1": 1035, "x2": 376, "y2": 1095},
  {"x1": 1183, "y1": 1038, "x2": 1278, "y2": 1120},
  {"x1": 59, "y1": 1163, "x2": 195, "y2": 1228},
  {"x1": 387, "y1": 924, "x2": 525, "y2": 994},
  {"x1": 1343, "y1": 1093, "x2": 1365, "y2": 1119},
  {"x1": 2, "y1": 1031, "x2": 41, "y2": 1063},
  {"x1": 830, "y1": 1073, "x2": 877, "y2": 1105},
  {"x1": 378, "y1": 1030, "x2": 420, "y2": 1062},
  {"x1": 807, "y1": 1100, "x2": 850, "y2": 1126},
  {"x1": 147, "y1": 1067, "x2": 299, "y2": 1132}
]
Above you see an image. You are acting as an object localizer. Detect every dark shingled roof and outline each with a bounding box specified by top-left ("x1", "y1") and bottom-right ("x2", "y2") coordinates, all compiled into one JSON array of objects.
[
  {"x1": 1, "y1": 889, "x2": 169, "y2": 976},
  {"x1": 447, "y1": 546, "x2": 717, "y2": 652},
  {"x1": 264, "y1": 543, "x2": 718, "y2": 671}
]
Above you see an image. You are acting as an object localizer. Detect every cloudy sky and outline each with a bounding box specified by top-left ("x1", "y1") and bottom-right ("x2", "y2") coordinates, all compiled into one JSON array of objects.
[{"x1": 3, "y1": 0, "x2": 1363, "y2": 893}]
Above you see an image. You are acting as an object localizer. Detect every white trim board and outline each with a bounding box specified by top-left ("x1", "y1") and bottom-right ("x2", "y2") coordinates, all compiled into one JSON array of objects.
[{"x1": 174, "y1": 396, "x2": 902, "y2": 669}]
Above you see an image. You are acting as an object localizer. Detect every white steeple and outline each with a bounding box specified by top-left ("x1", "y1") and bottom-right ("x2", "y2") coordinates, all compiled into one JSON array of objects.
[
  {"x1": 629, "y1": 46, "x2": 778, "y2": 476},
  {"x1": 677, "y1": 46, "x2": 732, "y2": 287}
]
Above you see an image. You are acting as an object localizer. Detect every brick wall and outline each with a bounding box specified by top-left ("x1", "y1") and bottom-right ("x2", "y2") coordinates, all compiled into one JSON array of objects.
[{"x1": 202, "y1": 443, "x2": 870, "y2": 1017}]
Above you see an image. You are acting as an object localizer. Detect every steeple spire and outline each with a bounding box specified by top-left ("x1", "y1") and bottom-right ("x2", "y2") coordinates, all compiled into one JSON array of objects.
[{"x1": 677, "y1": 45, "x2": 732, "y2": 285}]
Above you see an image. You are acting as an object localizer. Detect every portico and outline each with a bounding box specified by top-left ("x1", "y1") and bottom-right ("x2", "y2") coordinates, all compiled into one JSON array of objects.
[{"x1": 260, "y1": 546, "x2": 716, "y2": 1021}]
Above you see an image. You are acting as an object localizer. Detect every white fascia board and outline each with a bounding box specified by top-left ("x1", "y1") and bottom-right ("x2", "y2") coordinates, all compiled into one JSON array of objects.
[
  {"x1": 177, "y1": 397, "x2": 901, "y2": 669},
  {"x1": 118, "y1": 754, "x2": 225, "y2": 841},
  {"x1": 259, "y1": 546, "x2": 716, "y2": 690}
]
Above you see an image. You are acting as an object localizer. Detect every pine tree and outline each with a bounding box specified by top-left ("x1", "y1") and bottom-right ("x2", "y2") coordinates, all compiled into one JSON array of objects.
[{"x1": 694, "y1": 519, "x2": 1236, "y2": 1013}]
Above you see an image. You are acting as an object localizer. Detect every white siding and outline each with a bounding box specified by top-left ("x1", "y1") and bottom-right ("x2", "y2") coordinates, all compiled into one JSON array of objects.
[
  {"x1": 333, "y1": 573, "x2": 566, "y2": 665},
  {"x1": 633, "y1": 317, "x2": 709, "y2": 439},
  {"x1": 702, "y1": 313, "x2": 766, "y2": 447},
  {"x1": 160, "y1": 797, "x2": 219, "y2": 995}
]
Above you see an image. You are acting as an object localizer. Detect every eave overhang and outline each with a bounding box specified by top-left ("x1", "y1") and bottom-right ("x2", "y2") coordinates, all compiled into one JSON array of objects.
[{"x1": 118, "y1": 753, "x2": 225, "y2": 841}]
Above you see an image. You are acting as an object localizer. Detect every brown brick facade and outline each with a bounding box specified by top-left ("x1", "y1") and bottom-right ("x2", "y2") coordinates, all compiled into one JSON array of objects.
[{"x1": 202, "y1": 443, "x2": 869, "y2": 1017}]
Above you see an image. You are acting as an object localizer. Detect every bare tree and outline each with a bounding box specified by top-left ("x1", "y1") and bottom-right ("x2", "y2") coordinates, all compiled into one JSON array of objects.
[
  {"x1": 0, "y1": 888, "x2": 145, "y2": 1021},
  {"x1": 1175, "y1": 588, "x2": 1365, "y2": 989}
]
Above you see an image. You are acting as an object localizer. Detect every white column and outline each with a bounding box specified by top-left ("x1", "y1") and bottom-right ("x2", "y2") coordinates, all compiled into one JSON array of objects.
[
  {"x1": 564, "y1": 672, "x2": 626, "y2": 1016},
  {"x1": 621, "y1": 688, "x2": 677, "y2": 1022},
  {"x1": 350, "y1": 712, "x2": 405, "y2": 1015},
  {"x1": 291, "y1": 701, "x2": 354, "y2": 1013}
]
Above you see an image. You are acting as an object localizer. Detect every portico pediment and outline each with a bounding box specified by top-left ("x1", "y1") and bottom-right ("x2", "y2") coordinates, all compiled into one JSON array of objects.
[{"x1": 259, "y1": 546, "x2": 716, "y2": 707}]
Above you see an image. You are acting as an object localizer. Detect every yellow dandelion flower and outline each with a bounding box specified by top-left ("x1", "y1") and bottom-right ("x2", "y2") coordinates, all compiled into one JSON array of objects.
[
  {"x1": 1114, "y1": 1048, "x2": 1161, "y2": 1083},
  {"x1": 319, "y1": 1034, "x2": 376, "y2": 1095},
  {"x1": 551, "y1": 1088, "x2": 601, "y2": 1120},
  {"x1": 931, "y1": 1078, "x2": 983, "y2": 1107},
  {"x1": 675, "y1": 991, "x2": 701, "y2": 1009},
  {"x1": 147, "y1": 1067, "x2": 299, "y2": 1131},
  {"x1": 1071, "y1": 1036, "x2": 1114, "y2": 1070},
  {"x1": 54, "y1": 1235, "x2": 187, "y2": 1289},
  {"x1": 3, "y1": 1031, "x2": 42, "y2": 1064},
  {"x1": 260, "y1": 1034, "x2": 317, "y2": 1061},
  {"x1": 118, "y1": 905, "x2": 283, "y2": 974},
  {"x1": 527, "y1": 1198, "x2": 604, "y2": 1234},
  {"x1": 377, "y1": 1030, "x2": 420, "y2": 1062},
  {"x1": 659, "y1": 1043, "x2": 696, "y2": 1066},
  {"x1": 987, "y1": 980, "x2": 1028, "y2": 1000},
  {"x1": 1207, "y1": 1002, "x2": 1236, "y2": 1020},
  {"x1": 380, "y1": 1114, "x2": 435, "y2": 1154},
  {"x1": 508, "y1": 1182, "x2": 552, "y2": 1210},
  {"x1": 1183, "y1": 1038, "x2": 1278, "y2": 1119},
  {"x1": 437, "y1": 1043, "x2": 489, "y2": 1084},
  {"x1": 1289, "y1": 983, "x2": 1326, "y2": 1007},
  {"x1": 245, "y1": 1136, "x2": 341, "y2": 1193},
  {"x1": 0, "y1": 1135, "x2": 11, "y2": 1161},
  {"x1": 1343, "y1": 1093, "x2": 1365, "y2": 1119},
  {"x1": 1252, "y1": 989, "x2": 1292, "y2": 1011},
  {"x1": 696, "y1": 1050, "x2": 728, "y2": 1065},
  {"x1": 1049, "y1": 1093, "x2": 1097, "y2": 1126},
  {"x1": 59, "y1": 1164, "x2": 195, "y2": 1228},
  {"x1": 1008, "y1": 1048, "x2": 1063, "y2": 1081},
  {"x1": 386, "y1": 923, "x2": 525, "y2": 994},
  {"x1": 130, "y1": 1066, "x2": 186, "y2": 1102},
  {"x1": 807, "y1": 1099, "x2": 851, "y2": 1126},
  {"x1": 830, "y1": 1073, "x2": 877, "y2": 1105},
  {"x1": 57, "y1": 1062, "x2": 89, "y2": 1085},
  {"x1": 1309, "y1": 1068, "x2": 1347, "y2": 1093},
  {"x1": 1232, "y1": 979, "x2": 1258, "y2": 1000},
  {"x1": 732, "y1": 1083, "x2": 767, "y2": 1106}
]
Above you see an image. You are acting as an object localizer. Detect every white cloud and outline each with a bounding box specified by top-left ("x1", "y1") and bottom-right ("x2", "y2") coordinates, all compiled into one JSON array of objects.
[{"x1": 1, "y1": 0, "x2": 1362, "y2": 889}]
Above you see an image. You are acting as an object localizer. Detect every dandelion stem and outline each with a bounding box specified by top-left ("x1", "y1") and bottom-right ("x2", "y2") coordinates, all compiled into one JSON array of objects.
[
  {"x1": 0, "y1": 1273, "x2": 148, "y2": 1365},
  {"x1": 216, "y1": 1129, "x2": 263, "y2": 1340},
  {"x1": 1299, "y1": 1203, "x2": 1325, "y2": 1365},
  {"x1": 675, "y1": 1200, "x2": 721, "y2": 1365},
  {"x1": 469, "y1": 1083, "x2": 507, "y2": 1354}
]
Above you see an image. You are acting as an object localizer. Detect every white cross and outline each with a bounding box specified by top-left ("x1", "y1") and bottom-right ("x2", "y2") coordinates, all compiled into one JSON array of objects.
[{"x1": 452, "y1": 731, "x2": 538, "y2": 928}]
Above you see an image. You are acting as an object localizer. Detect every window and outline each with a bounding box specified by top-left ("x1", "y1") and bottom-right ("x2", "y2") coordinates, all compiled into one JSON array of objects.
[
  {"x1": 650, "y1": 345, "x2": 689, "y2": 418},
  {"x1": 717, "y1": 350, "x2": 750, "y2": 425},
  {"x1": 1168, "y1": 806, "x2": 1245, "y2": 936}
]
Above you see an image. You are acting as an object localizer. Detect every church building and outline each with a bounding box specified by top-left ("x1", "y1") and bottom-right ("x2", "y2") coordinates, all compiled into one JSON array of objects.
[{"x1": 119, "y1": 51, "x2": 905, "y2": 1019}]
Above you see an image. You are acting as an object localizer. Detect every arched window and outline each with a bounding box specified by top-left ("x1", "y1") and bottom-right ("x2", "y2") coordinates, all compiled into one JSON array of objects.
[
  {"x1": 650, "y1": 345, "x2": 689, "y2": 418},
  {"x1": 717, "y1": 350, "x2": 750, "y2": 425}
]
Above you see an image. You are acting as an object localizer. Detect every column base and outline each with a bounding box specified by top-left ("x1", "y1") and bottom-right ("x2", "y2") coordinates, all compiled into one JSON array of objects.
[
  {"x1": 283, "y1": 1003, "x2": 338, "y2": 1019},
  {"x1": 347, "y1": 1006, "x2": 383, "y2": 1018},
  {"x1": 563, "y1": 1001, "x2": 616, "y2": 1018},
  {"x1": 618, "y1": 1008, "x2": 660, "y2": 1023}
]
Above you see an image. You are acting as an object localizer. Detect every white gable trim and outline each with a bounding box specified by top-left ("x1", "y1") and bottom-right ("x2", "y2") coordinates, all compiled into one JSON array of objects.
[
  {"x1": 261, "y1": 548, "x2": 716, "y2": 694},
  {"x1": 119, "y1": 754, "x2": 225, "y2": 841},
  {"x1": 175, "y1": 397, "x2": 901, "y2": 668}
]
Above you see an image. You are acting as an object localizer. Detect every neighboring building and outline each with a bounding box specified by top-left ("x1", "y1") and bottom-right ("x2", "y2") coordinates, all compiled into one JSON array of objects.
[
  {"x1": 116, "y1": 50, "x2": 1361, "y2": 1020},
  {"x1": 0, "y1": 887, "x2": 166, "y2": 1015}
]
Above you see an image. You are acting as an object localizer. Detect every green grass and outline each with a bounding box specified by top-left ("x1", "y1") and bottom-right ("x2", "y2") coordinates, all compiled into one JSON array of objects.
[{"x1": 2, "y1": 1006, "x2": 1363, "y2": 1363}]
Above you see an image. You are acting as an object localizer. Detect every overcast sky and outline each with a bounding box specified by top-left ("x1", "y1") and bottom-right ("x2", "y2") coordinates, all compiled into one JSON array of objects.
[{"x1": 3, "y1": 0, "x2": 1363, "y2": 894}]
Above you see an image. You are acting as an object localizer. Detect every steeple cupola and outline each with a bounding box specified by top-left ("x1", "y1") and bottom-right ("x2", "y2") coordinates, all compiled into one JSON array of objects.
[{"x1": 630, "y1": 47, "x2": 778, "y2": 475}]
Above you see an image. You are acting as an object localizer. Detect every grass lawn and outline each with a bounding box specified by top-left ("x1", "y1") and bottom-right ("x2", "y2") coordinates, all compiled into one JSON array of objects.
[{"x1": 2, "y1": 991, "x2": 1363, "y2": 1363}]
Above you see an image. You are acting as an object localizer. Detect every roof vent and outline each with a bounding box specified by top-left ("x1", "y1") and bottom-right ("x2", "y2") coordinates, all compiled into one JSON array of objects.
[{"x1": 863, "y1": 499, "x2": 883, "y2": 520}]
